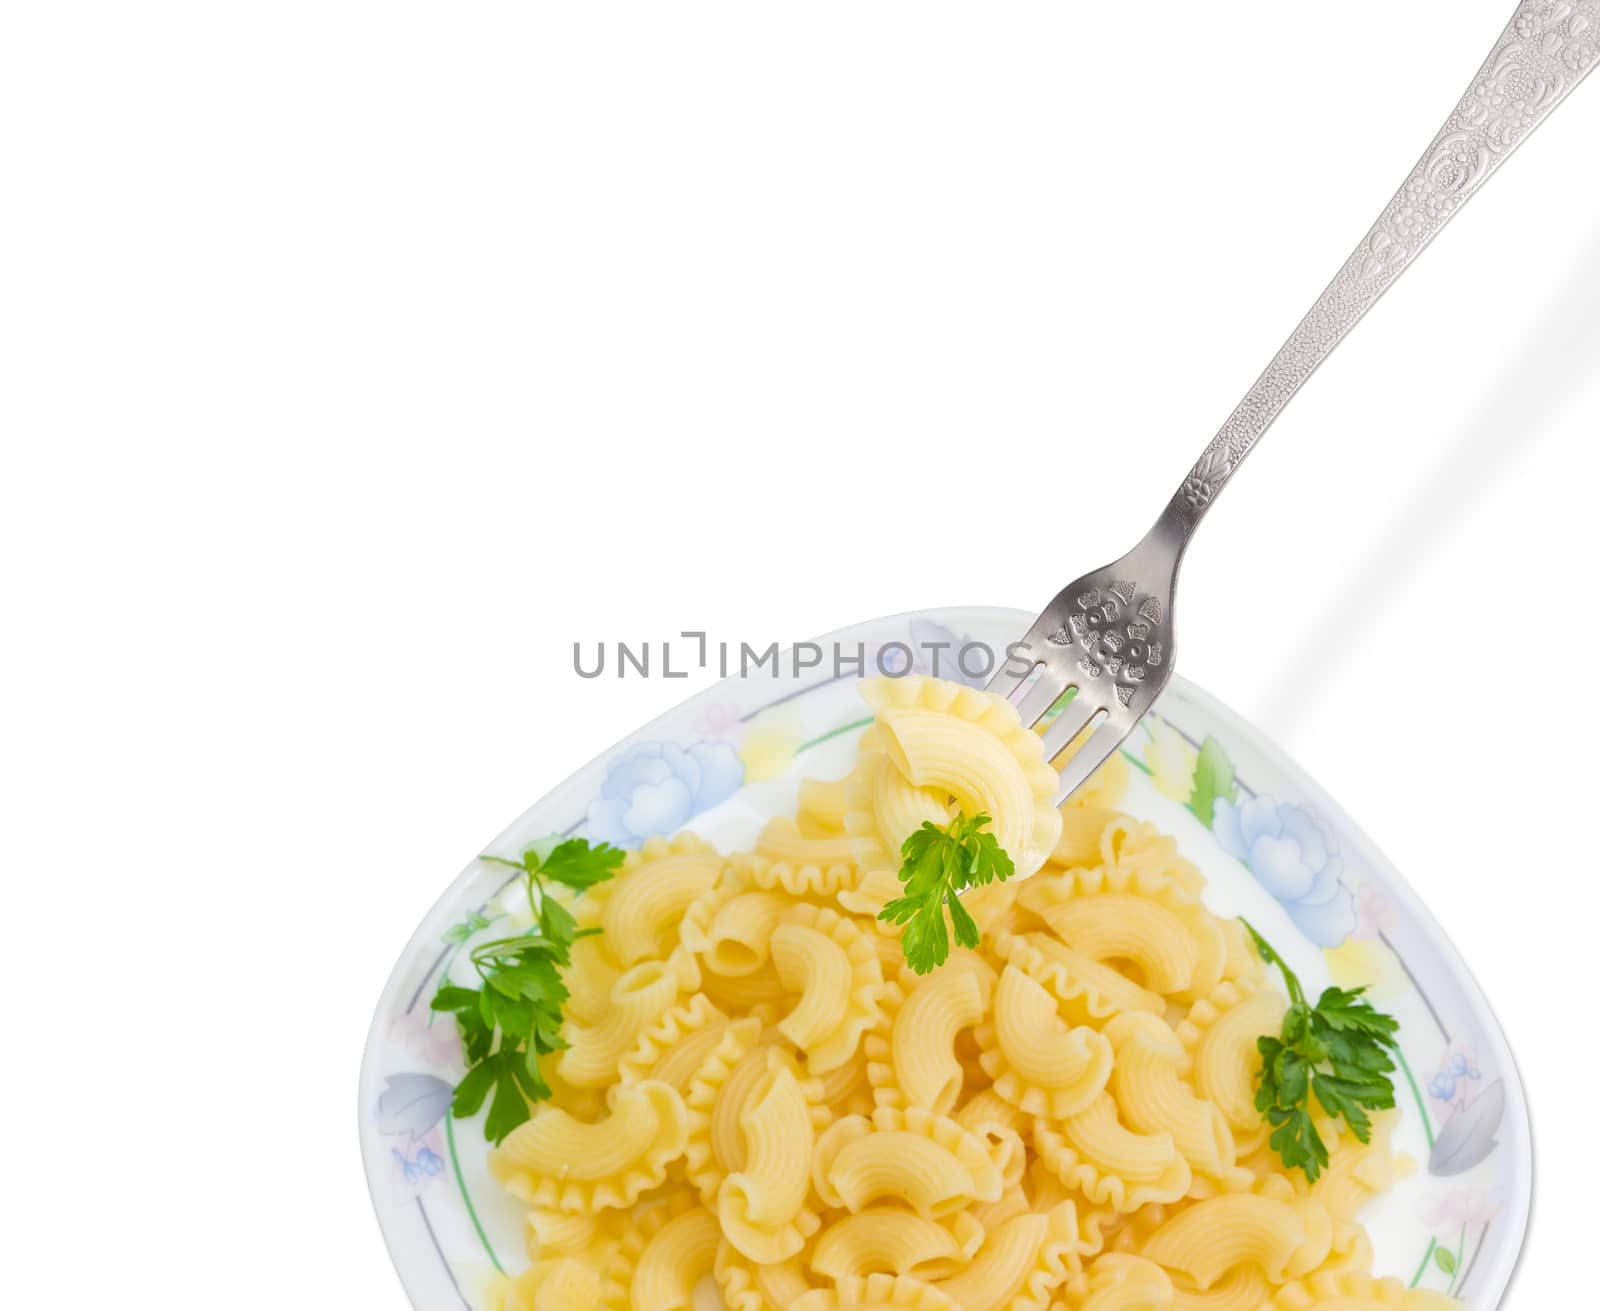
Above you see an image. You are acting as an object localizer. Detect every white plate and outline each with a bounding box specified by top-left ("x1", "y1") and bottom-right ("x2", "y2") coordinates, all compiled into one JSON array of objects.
[{"x1": 359, "y1": 606, "x2": 1530, "y2": 1310}]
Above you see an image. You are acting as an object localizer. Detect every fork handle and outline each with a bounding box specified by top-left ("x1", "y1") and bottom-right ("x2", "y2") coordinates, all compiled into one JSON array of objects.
[{"x1": 1158, "y1": 0, "x2": 1599, "y2": 544}]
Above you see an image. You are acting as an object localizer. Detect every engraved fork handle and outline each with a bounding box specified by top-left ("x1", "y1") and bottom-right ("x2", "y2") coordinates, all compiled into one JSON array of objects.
[{"x1": 1157, "y1": 0, "x2": 1599, "y2": 547}]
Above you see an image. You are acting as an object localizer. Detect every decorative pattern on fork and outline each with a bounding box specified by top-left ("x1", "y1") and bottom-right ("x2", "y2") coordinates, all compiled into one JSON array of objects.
[{"x1": 990, "y1": 0, "x2": 1599, "y2": 804}]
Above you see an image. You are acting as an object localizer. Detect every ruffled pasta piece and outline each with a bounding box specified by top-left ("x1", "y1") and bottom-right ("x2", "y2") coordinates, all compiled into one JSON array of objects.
[
  {"x1": 794, "y1": 1275, "x2": 963, "y2": 1311},
  {"x1": 1054, "y1": 732, "x2": 1130, "y2": 811},
  {"x1": 811, "y1": 1208, "x2": 986, "y2": 1281},
  {"x1": 1265, "y1": 1270, "x2": 1461, "y2": 1310},
  {"x1": 525, "y1": 1206, "x2": 608, "y2": 1258},
  {"x1": 1047, "y1": 808, "x2": 1140, "y2": 869},
  {"x1": 1217, "y1": 918, "x2": 1266, "y2": 987},
  {"x1": 1174, "y1": 980, "x2": 1284, "y2": 1154},
  {"x1": 630, "y1": 1205, "x2": 722, "y2": 1311},
  {"x1": 1017, "y1": 868, "x2": 1224, "y2": 1002},
  {"x1": 1307, "y1": 1114, "x2": 1401, "y2": 1224},
  {"x1": 718, "y1": 1060, "x2": 825, "y2": 1261},
  {"x1": 977, "y1": 965, "x2": 1115, "y2": 1119},
  {"x1": 1066, "y1": 1254, "x2": 1175, "y2": 1311},
  {"x1": 1167, "y1": 1265, "x2": 1269, "y2": 1311},
  {"x1": 760, "y1": 817, "x2": 860, "y2": 869},
  {"x1": 845, "y1": 675, "x2": 1063, "y2": 880},
  {"x1": 867, "y1": 956, "x2": 995, "y2": 1113},
  {"x1": 799, "y1": 776, "x2": 851, "y2": 833},
  {"x1": 1031, "y1": 1094, "x2": 1192, "y2": 1213},
  {"x1": 716, "y1": 1240, "x2": 817, "y2": 1311},
  {"x1": 602, "y1": 833, "x2": 724, "y2": 966},
  {"x1": 682, "y1": 1019, "x2": 770, "y2": 1200},
  {"x1": 491, "y1": 1080, "x2": 688, "y2": 1213},
  {"x1": 953, "y1": 1088, "x2": 1028, "y2": 1189},
  {"x1": 701, "y1": 959, "x2": 793, "y2": 1013},
  {"x1": 1137, "y1": 1191, "x2": 1333, "y2": 1288},
  {"x1": 771, "y1": 904, "x2": 885, "y2": 1073},
  {"x1": 558, "y1": 949, "x2": 698, "y2": 1088},
  {"x1": 1103, "y1": 1013, "x2": 1234, "y2": 1178},
  {"x1": 617, "y1": 993, "x2": 747, "y2": 1091},
  {"x1": 993, "y1": 930, "x2": 1165, "y2": 1028},
  {"x1": 504, "y1": 1257, "x2": 604, "y2": 1311},
  {"x1": 683, "y1": 883, "x2": 796, "y2": 977},
  {"x1": 813, "y1": 1107, "x2": 1006, "y2": 1218},
  {"x1": 738, "y1": 849, "x2": 862, "y2": 900},
  {"x1": 565, "y1": 931, "x2": 623, "y2": 1025},
  {"x1": 933, "y1": 1200, "x2": 1081, "y2": 1311}
]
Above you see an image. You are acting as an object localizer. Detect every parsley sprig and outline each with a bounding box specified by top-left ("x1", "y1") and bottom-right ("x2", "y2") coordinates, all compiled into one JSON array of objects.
[
  {"x1": 1244, "y1": 918, "x2": 1400, "y2": 1181},
  {"x1": 878, "y1": 811, "x2": 1014, "y2": 975},
  {"x1": 430, "y1": 838, "x2": 624, "y2": 1143}
]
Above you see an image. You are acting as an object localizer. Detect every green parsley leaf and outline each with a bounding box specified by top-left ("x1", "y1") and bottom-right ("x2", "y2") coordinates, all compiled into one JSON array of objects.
[
  {"x1": 878, "y1": 811, "x2": 1013, "y2": 975},
  {"x1": 1243, "y1": 918, "x2": 1401, "y2": 1181},
  {"x1": 433, "y1": 836, "x2": 622, "y2": 1144}
]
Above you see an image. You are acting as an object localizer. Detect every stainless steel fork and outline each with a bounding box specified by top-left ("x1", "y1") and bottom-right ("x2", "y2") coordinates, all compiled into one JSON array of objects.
[{"x1": 992, "y1": 0, "x2": 1599, "y2": 803}]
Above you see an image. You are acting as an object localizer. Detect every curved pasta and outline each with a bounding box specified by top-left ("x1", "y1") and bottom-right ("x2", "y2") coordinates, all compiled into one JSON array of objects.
[
  {"x1": 798, "y1": 776, "x2": 852, "y2": 833},
  {"x1": 737, "y1": 849, "x2": 861, "y2": 899},
  {"x1": 932, "y1": 1199, "x2": 1081, "y2": 1311},
  {"x1": 1071, "y1": 1254, "x2": 1175, "y2": 1311},
  {"x1": 558, "y1": 949, "x2": 697, "y2": 1088},
  {"x1": 504, "y1": 1257, "x2": 604, "y2": 1311},
  {"x1": 771, "y1": 904, "x2": 884, "y2": 1072},
  {"x1": 1032, "y1": 1094, "x2": 1192, "y2": 1213},
  {"x1": 978, "y1": 965, "x2": 1115, "y2": 1119},
  {"x1": 813, "y1": 1107, "x2": 1005, "y2": 1218},
  {"x1": 716, "y1": 1240, "x2": 816, "y2": 1311},
  {"x1": 1103, "y1": 1013, "x2": 1234, "y2": 1178},
  {"x1": 1052, "y1": 731, "x2": 1131, "y2": 812},
  {"x1": 491, "y1": 1080, "x2": 687, "y2": 1212},
  {"x1": 682, "y1": 1019, "x2": 771, "y2": 1200},
  {"x1": 1175, "y1": 981, "x2": 1284, "y2": 1152},
  {"x1": 1138, "y1": 1192, "x2": 1333, "y2": 1287},
  {"x1": 1018, "y1": 869, "x2": 1224, "y2": 1003},
  {"x1": 952, "y1": 1088, "x2": 1028, "y2": 1189},
  {"x1": 564, "y1": 931, "x2": 624, "y2": 1025},
  {"x1": 867, "y1": 957, "x2": 995, "y2": 1113},
  {"x1": 718, "y1": 1062, "x2": 823, "y2": 1261},
  {"x1": 1166, "y1": 1266, "x2": 1270, "y2": 1311},
  {"x1": 602, "y1": 833, "x2": 724, "y2": 966},
  {"x1": 684, "y1": 884, "x2": 796, "y2": 977},
  {"x1": 631, "y1": 1206, "x2": 722, "y2": 1311},
  {"x1": 811, "y1": 1208, "x2": 985, "y2": 1281},
  {"x1": 617, "y1": 993, "x2": 746, "y2": 1091},
  {"x1": 759, "y1": 816, "x2": 860, "y2": 869},
  {"x1": 844, "y1": 676, "x2": 1063, "y2": 881},
  {"x1": 993, "y1": 930, "x2": 1165, "y2": 1028},
  {"x1": 1308, "y1": 1115, "x2": 1401, "y2": 1225},
  {"x1": 1265, "y1": 1269, "x2": 1461, "y2": 1310},
  {"x1": 793, "y1": 1274, "x2": 963, "y2": 1311}
]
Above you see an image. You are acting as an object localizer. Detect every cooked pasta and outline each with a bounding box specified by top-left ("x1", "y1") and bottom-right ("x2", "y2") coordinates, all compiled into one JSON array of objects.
[{"x1": 476, "y1": 675, "x2": 1456, "y2": 1311}]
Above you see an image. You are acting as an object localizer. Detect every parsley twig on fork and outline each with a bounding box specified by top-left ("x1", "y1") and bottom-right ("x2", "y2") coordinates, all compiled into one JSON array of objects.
[
  {"x1": 878, "y1": 811, "x2": 1014, "y2": 975},
  {"x1": 1243, "y1": 918, "x2": 1401, "y2": 1182}
]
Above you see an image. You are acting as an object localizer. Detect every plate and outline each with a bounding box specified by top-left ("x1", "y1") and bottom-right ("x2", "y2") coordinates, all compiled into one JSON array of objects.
[{"x1": 359, "y1": 606, "x2": 1530, "y2": 1310}]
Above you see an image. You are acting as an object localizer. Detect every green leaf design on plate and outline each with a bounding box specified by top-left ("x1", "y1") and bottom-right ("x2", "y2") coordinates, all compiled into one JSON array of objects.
[
  {"x1": 1187, "y1": 735, "x2": 1237, "y2": 828},
  {"x1": 1434, "y1": 1247, "x2": 1458, "y2": 1275}
]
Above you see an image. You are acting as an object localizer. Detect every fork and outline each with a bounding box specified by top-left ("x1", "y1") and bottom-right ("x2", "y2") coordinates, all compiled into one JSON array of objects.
[{"x1": 989, "y1": 0, "x2": 1598, "y2": 803}]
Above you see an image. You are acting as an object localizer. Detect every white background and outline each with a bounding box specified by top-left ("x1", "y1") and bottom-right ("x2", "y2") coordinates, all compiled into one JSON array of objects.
[{"x1": 2, "y1": 2, "x2": 1596, "y2": 1306}]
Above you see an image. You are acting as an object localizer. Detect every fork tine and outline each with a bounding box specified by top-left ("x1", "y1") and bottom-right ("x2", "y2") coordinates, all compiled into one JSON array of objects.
[
  {"x1": 984, "y1": 650, "x2": 1039, "y2": 701},
  {"x1": 1039, "y1": 692, "x2": 1099, "y2": 761},
  {"x1": 1053, "y1": 720, "x2": 1128, "y2": 806},
  {"x1": 1013, "y1": 669, "x2": 1074, "y2": 729}
]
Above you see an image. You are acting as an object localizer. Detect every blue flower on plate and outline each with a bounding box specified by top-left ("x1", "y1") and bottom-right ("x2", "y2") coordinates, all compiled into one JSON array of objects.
[
  {"x1": 586, "y1": 741, "x2": 744, "y2": 847},
  {"x1": 1212, "y1": 795, "x2": 1356, "y2": 948}
]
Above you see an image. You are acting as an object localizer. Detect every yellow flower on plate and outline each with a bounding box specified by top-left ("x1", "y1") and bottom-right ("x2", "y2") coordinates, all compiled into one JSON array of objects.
[
  {"x1": 1324, "y1": 938, "x2": 1397, "y2": 997},
  {"x1": 1144, "y1": 718, "x2": 1198, "y2": 802},
  {"x1": 739, "y1": 707, "x2": 803, "y2": 782}
]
